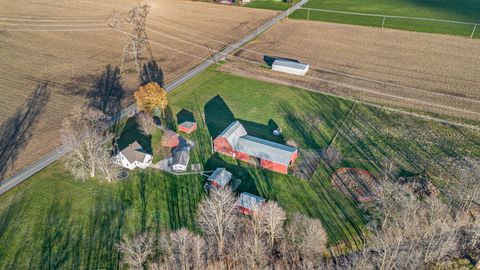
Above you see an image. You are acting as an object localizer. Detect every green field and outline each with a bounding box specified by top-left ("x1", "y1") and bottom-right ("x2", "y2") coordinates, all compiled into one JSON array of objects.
[
  {"x1": 1, "y1": 67, "x2": 480, "y2": 268},
  {"x1": 286, "y1": 0, "x2": 480, "y2": 37},
  {"x1": 245, "y1": 0, "x2": 293, "y2": 11}
]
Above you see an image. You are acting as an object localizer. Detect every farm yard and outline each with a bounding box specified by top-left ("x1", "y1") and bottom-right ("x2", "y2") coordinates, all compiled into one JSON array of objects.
[
  {"x1": 287, "y1": 0, "x2": 480, "y2": 37},
  {"x1": 0, "y1": 0, "x2": 277, "y2": 178},
  {"x1": 1, "y1": 67, "x2": 480, "y2": 268},
  {"x1": 224, "y1": 19, "x2": 480, "y2": 122}
]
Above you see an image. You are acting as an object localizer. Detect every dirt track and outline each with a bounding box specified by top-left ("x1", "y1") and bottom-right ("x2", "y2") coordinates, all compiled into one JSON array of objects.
[
  {"x1": 225, "y1": 19, "x2": 480, "y2": 121},
  {"x1": 0, "y1": 0, "x2": 276, "y2": 178}
]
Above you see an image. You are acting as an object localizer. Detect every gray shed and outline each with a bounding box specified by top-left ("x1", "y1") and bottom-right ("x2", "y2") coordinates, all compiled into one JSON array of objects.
[{"x1": 208, "y1": 168, "x2": 232, "y2": 187}]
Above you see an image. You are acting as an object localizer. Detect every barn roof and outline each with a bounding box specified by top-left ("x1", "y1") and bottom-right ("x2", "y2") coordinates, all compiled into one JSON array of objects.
[
  {"x1": 272, "y1": 59, "x2": 309, "y2": 71},
  {"x1": 119, "y1": 141, "x2": 149, "y2": 163},
  {"x1": 208, "y1": 168, "x2": 232, "y2": 187},
  {"x1": 172, "y1": 146, "x2": 190, "y2": 166},
  {"x1": 218, "y1": 121, "x2": 247, "y2": 147},
  {"x1": 235, "y1": 135, "x2": 297, "y2": 165},
  {"x1": 179, "y1": 121, "x2": 196, "y2": 129},
  {"x1": 236, "y1": 192, "x2": 265, "y2": 211}
]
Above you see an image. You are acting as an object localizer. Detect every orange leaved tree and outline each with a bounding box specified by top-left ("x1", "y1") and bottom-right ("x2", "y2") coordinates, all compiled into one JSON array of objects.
[{"x1": 134, "y1": 82, "x2": 168, "y2": 116}]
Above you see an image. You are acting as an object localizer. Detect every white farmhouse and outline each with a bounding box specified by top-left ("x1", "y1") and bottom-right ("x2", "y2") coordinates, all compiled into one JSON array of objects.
[
  {"x1": 171, "y1": 146, "x2": 190, "y2": 172},
  {"x1": 113, "y1": 141, "x2": 152, "y2": 170},
  {"x1": 271, "y1": 59, "x2": 309, "y2": 76}
]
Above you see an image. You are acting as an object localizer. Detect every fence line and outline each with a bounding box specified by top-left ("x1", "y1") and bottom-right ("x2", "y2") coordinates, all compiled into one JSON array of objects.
[{"x1": 294, "y1": 7, "x2": 479, "y2": 38}]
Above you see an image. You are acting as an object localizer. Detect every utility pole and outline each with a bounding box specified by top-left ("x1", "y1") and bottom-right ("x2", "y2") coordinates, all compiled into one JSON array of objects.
[{"x1": 106, "y1": 3, "x2": 154, "y2": 77}]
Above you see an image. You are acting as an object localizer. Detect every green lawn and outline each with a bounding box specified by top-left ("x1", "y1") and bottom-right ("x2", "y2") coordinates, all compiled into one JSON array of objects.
[
  {"x1": 1, "y1": 67, "x2": 480, "y2": 268},
  {"x1": 287, "y1": 0, "x2": 480, "y2": 37}
]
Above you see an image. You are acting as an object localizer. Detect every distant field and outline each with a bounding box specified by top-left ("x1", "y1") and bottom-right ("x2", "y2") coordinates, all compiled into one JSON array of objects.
[
  {"x1": 1, "y1": 68, "x2": 480, "y2": 268},
  {"x1": 245, "y1": 0, "x2": 293, "y2": 10},
  {"x1": 287, "y1": 0, "x2": 480, "y2": 37}
]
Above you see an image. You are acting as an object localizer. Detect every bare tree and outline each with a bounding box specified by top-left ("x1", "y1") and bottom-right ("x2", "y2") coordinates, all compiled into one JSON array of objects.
[
  {"x1": 282, "y1": 213, "x2": 328, "y2": 267},
  {"x1": 137, "y1": 112, "x2": 156, "y2": 135},
  {"x1": 321, "y1": 145, "x2": 343, "y2": 167},
  {"x1": 61, "y1": 107, "x2": 113, "y2": 181},
  {"x1": 258, "y1": 201, "x2": 286, "y2": 249},
  {"x1": 196, "y1": 187, "x2": 237, "y2": 259},
  {"x1": 117, "y1": 233, "x2": 154, "y2": 270},
  {"x1": 368, "y1": 182, "x2": 469, "y2": 270},
  {"x1": 165, "y1": 229, "x2": 207, "y2": 270}
]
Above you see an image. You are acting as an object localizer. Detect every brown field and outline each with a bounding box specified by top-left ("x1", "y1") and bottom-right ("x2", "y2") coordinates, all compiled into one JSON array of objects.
[
  {"x1": 222, "y1": 19, "x2": 480, "y2": 121},
  {"x1": 0, "y1": 0, "x2": 276, "y2": 178}
]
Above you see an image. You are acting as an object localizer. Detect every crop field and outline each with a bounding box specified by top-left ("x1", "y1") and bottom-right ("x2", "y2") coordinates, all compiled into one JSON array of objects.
[
  {"x1": 0, "y1": 0, "x2": 276, "y2": 179},
  {"x1": 1, "y1": 68, "x2": 480, "y2": 268},
  {"x1": 224, "y1": 19, "x2": 480, "y2": 122},
  {"x1": 288, "y1": 0, "x2": 480, "y2": 37}
]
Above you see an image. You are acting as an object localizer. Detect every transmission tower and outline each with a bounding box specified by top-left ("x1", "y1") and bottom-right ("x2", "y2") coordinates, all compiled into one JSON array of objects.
[{"x1": 106, "y1": 3, "x2": 154, "y2": 77}]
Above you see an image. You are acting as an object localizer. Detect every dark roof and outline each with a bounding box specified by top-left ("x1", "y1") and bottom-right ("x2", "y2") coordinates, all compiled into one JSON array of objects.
[
  {"x1": 236, "y1": 192, "x2": 265, "y2": 211},
  {"x1": 179, "y1": 121, "x2": 196, "y2": 129},
  {"x1": 172, "y1": 146, "x2": 190, "y2": 166},
  {"x1": 218, "y1": 121, "x2": 247, "y2": 147},
  {"x1": 120, "y1": 141, "x2": 148, "y2": 163},
  {"x1": 208, "y1": 168, "x2": 232, "y2": 186}
]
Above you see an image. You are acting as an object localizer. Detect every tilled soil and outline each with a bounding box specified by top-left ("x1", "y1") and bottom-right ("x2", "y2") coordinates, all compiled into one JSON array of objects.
[{"x1": 224, "y1": 19, "x2": 480, "y2": 121}]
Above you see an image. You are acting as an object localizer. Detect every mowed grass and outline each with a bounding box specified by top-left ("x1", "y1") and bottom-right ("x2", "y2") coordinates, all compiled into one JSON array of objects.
[
  {"x1": 288, "y1": 0, "x2": 480, "y2": 37},
  {"x1": 1, "y1": 67, "x2": 480, "y2": 268}
]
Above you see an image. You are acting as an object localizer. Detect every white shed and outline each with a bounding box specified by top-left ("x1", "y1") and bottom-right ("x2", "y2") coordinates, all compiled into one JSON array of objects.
[{"x1": 271, "y1": 59, "x2": 309, "y2": 76}]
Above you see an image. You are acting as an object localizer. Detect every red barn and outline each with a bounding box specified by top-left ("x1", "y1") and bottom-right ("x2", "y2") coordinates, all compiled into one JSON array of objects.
[
  {"x1": 213, "y1": 121, "x2": 298, "y2": 174},
  {"x1": 178, "y1": 121, "x2": 197, "y2": 134}
]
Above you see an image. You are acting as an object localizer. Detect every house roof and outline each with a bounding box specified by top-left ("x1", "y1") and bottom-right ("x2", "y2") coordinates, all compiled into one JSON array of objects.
[
  {"x1": 208, "y1": 168, "x2": 232, "y2": 186},
  {"x1": 179, "y1": 121, "x2": 196, "y2": 129},
  {"x1": 236, "y1": 192, "x2": 265, "y2": 211},
  {"x1": 218, "y1": 121, "x2": 247, "y2": 146},
  {"x1": 172, "y1": 146, "x2": 190, "y2": 166},
  {"x1": 235, "y1": 135, "x2": 297, "y2": 165},
  {"x1": 120, "y1": 141, "x2": 149, "y2": 164},
  {"x1": 272, "y1": 59, "x2": 309, "y2": 71}
]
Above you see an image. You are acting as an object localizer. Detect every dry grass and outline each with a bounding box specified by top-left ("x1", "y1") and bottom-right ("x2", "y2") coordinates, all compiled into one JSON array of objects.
[
  {"x1": 0, "y1": 0, "x2": 276, "y2": 178},
  {"x1": 222, "y1": 19, "x2": 480, "y2": 121}
]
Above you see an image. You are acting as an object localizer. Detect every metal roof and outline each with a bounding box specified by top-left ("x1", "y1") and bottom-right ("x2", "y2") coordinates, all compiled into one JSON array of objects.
[
  {"x1": 179, "y1": 121, "x2": 196, "y2": 129},
  {"x1": 218, "y1": 121, "x2": 247, "y2": 147},
  {"x1": 120, "y1": 141, "x2": 148, "y2": 163},
  {"x1": 235, "y1": 135, "x2": 297, "y2": 165},
  {"x1": 172, "y1": 146, "x2": 190, "y2": 166},
  {"x1": 236, "y1": 192, "x2": 265, "y2": 211},
  {"x1": 208, "y1": 168, "x2": 232, "y2": 186},
  {"x1": 272, "y1": 59, "x2": 309, "y2": 71}
]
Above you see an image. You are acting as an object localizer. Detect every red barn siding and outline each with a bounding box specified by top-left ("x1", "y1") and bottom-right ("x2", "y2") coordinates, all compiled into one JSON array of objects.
[
  {"x1": 213, "y1": 137, "x2": 234, "y2": 157},
  {"x1": 234, "y1": 151, "x2": 250, "y2": 162},
  {"x1": 178, "y1": 123, "x2": 197, "y2": 134},
  {"x1": 260, "y1": 159, "x2": 288, "y2": 174},
  {"x1": 238, "y1": 206, "x2": 254, "y2": 215}
]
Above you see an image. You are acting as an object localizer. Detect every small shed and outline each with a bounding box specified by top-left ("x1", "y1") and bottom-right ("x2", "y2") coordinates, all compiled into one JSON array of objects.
[
  {"x1": 236, "y1": 192, "x2": 266, "y2": 215},
  {"x1": 208, "y1": 168, "x2": 232, "y2": 188},
  {"x1": 171, "y1": 146, "x2": 190, "y2": 171},
  {"x1": 272, "y1": 59, "x2": 309, "y2": 76},
  {"x1": 178, "y1": 121, "x2": 197, "y2": 134}
]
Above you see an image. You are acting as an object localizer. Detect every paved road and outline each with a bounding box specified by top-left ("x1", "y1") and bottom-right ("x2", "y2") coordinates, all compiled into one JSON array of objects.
[{"x1": 0, "y1": 0, "x2": 308, "y2": 196}]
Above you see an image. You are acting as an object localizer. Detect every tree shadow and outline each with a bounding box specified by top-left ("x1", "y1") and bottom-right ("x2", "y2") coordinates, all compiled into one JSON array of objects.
[
  {"x1": 204, "y1": 95, "x2": 235, "y2": 138},
  {"x1": 0, "y1": 83, "x2": 50, "y2": 180},
  {"x1": 116, "y1": 117, "x2": 152, "y2": 154},
  {"x1": 139, "y1": 60, "x2": 165, "y2": 87},
  {"x1": 87, "y1": 65, "x2": 124, "y2": 116},
  {"x1": 176, "y1": 109, "x2": 195, "y2": 124}
]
